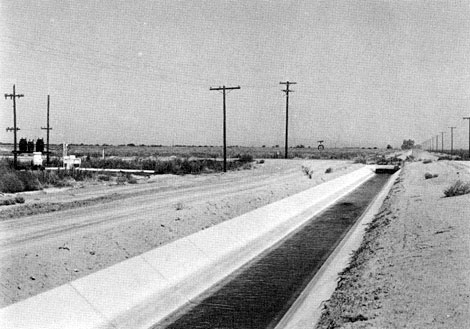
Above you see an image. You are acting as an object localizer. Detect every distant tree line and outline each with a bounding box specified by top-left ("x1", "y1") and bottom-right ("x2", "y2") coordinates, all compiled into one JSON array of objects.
[{"x1": 401, "y1": 139, "x2": 415, "y2": 150}]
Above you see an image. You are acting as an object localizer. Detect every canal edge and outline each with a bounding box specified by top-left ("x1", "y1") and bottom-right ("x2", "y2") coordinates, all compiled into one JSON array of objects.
[{"x1": 275, "y1": 170, "x2": 401, "y2": 329}]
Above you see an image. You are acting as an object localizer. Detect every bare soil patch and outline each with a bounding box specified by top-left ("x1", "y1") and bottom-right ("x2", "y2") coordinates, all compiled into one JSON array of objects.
[{"x1": 316, "y1": 159, "x2": 470, "y2": 328}]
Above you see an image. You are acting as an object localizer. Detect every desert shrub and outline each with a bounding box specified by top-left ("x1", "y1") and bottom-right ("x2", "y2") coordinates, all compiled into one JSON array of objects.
[
  {"x1": 239, "y1": 153, "x2": 254, "y2": 163},
  {"x1": 423, "y1": 159, "x2": 432, "y2": 164},
  {"x1": 0, "y1": 198, "x2": 14, "y2": 206},
  {"x1": 175, "y1": 202, "x2": 183, "y2": 210},
  {"x1": 127, "y1": 174, "x2": 138, "y2": 184},
  {"x1": 189, "y1": 160, "x2": 204, "y2": 174},
  {"x1": 97, "y1": 174, "x2": 111, "y2": 181},
  {"x1": 116, "y1": 174, "x2": 128, "y2": 185},
  {"x1": 241, "y1": 163, "x2": 252, "y2": 170},
  {"x1": 68, "y1": 169, "x2": 94, "y2": 181},
  {"x1": 0, "y1": 173, "x2": 24, "y2": 193},
  {"x1": 437, "y1": 155, "x2": 452, "y2": 161},
  {"x1": 353, "y1": 155, "x2": 367, "y2": 164},
  {"x1": 424, "y1": 173, "x2": 439, "y2": 179},
  {"x1": 16, "y1": 171, "x2": 41, "y2": 191},
  {"x1": 325, "y1": 167, "x2": 333, "y2": 174},
  {"x1": 70, "y1": 155, "x2": 253, "y2": 176},
  {"x1": 301, "y1": 166, "x2": 313, "y2": 179},
  {"x1": 0, "y1": 195, "x2": 26, "y2": 205},
  {"x1": 443, "y1": 180, "x2": 470, "y2": 197},
  {"x1": 36, "y1": 170, "x2": 74, "y2": 187}
]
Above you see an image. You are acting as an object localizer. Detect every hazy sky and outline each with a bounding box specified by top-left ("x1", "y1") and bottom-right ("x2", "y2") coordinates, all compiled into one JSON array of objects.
[{"x1": 1, "y1": 0, "x2": 469, "y2": 148}]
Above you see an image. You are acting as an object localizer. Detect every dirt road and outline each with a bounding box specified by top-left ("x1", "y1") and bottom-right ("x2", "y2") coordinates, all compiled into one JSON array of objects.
[{"x1": 0, "y1": 159, "x2": 361, "y2": 306}]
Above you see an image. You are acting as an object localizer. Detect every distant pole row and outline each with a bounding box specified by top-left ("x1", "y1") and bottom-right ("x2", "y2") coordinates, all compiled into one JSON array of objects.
[
  {"x1": 4, "y1": 85, "x2": 52, "y2": 169},
  {"x1": 421, "y1": 120, "x2": 470, "y2": 159}
]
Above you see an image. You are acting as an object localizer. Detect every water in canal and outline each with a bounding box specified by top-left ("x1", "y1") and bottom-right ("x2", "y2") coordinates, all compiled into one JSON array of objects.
[{"x1": 154, "y1": 174, "x2": 391, "y2": 329}]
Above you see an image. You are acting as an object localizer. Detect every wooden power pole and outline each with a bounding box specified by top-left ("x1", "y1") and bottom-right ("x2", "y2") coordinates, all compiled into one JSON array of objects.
[
  {"x1": 280, "y1": 81, "x2": 296, "y2": 159},
  {"x1": 209, "y1": 85, "x2": 240, "y2": 172},
  {"x1": 464, "y1": 117, "x2": 470, "y2": 160},
  {"x1": 449, "y1": 126, "x2": 456, "y2": 156},
  {"x1": 440, "y1": 131, "x2": 445, "y2": 153},
  {"x1": 41, "y1": 95, "x2": 53, "y2": 165},
  {"x1": 4, "y1": 85, "x2": 24, "y2": 169}
]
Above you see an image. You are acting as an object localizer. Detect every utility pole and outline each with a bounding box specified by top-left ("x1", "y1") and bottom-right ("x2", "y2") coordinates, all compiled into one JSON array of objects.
[
  {"x1": 464, "y1": 117, "x2": 470, "y2": 160},
  {"x1": 209, "y1": 85, "x2": 240, "y2": 172},
  {"x1": 280, "y1": 81, "x2": 296, "y2": 159},
  {"x1": 440, "y1": 131, "x2": 445, "y2": 153},
  {"x1": 41, "y1": 95, "x2": 53, "y2": 165},
  {"x1": 4, "y1": 85, "x2": 24, "y2": 169},
  {"x1": 449, "y1": 126, "x2": 456, "y2": 156}
]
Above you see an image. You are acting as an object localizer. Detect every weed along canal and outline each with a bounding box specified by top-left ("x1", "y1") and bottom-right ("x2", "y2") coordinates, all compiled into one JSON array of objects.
[{"x1": 154, "y1": 174, "x2": 392, "y2": 329}]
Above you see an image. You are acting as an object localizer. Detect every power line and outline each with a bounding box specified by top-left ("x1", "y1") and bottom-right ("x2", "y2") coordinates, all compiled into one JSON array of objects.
[
  {"x1": 4, "y1": 84, "x2": 24, "y2": 169},
  {"x1": 209, "y1": 85, "x2": 240, "y2": 172},
  {"x1": 280, "y1": 81, "x2": 296, "y2": 159}
]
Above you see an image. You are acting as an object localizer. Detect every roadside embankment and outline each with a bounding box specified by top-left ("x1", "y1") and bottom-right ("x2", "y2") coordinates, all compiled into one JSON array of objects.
[
  {"x1": 315, "y1": 159, "x2": 470, "y2": 328},
  {"x1": 0, "y1": 166, "x2": 374, "y2": 328}
]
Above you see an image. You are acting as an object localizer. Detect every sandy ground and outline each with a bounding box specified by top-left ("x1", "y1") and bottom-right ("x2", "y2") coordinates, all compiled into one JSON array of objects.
[
  {"x1": 316, "y1": 153, "x2": 470, "y2": 328},
  {"x1": 0, "y1": 159, "x2": 362, "y2": 307}
]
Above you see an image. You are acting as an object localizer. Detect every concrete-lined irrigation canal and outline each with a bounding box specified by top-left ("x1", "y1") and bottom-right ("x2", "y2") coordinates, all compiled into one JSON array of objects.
[{"x1": 154, "y1": 174, "x2": 391, "y2": 329}]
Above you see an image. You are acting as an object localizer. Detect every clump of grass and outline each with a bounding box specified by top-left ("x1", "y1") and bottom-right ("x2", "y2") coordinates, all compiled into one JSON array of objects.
[
  {"x1": 325, "y1": 167, "x2": 333, "y2": 174},
  {"x1": 97, "y1": 174, "x2": 111, "y2": 181},
  {"x1": 424, "y1": 172, "x2": 433, "y2": 179},
  {"x1": 0, "y1": 173, "x2": 25, "y2": 193},
  {"x1": 116, "y1": 174, "x2": 128, "y2": 185},
  {"x1": 301, "y1": 166, "x2": 313, "y2": 179},
  {"x1": 424, "y1": 172, "x2": 439, "y2": 179},
  {"x1": 353, "y1": 155, "x2": 367, "y2": 164},
  {"x1": 127, "y1": 174, "x2": 138, "y2": 184},
  {"x1": 0, "y1": 195, "x2": 25, "y2": 206},
  {"x1": 175, "y1": 202, "x2": 183, "y2": 210},
  {"x1": 437, "y1": 155, "x2": 452, "y2": 161},
  {"x1": 238, "y1": 153, "x2": 253, "y2": 163},
  {"x1": 443, "y1": 180, "x2": 470, "y2": 197},
  {"x1": 16, "y1": 171, "x2": 41, "y2": 191}
]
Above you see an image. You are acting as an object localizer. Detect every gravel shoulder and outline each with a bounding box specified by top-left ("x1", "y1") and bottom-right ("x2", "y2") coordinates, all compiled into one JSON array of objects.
[
  {"x1": 0, "y1": 159, "x2": 361, "y2": 307},
  {"x1": 315, "y1": 158, "x2": 470, "y2": 328}
]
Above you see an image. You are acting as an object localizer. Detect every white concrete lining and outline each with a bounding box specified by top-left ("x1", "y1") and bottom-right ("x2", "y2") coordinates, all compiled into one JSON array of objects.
[
  {"x1": 0, "y1": 166, "x2": 375, "y2": 329},
  {"x1": 275, "y1": 170, "x2": 401, "y2": 329}
]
